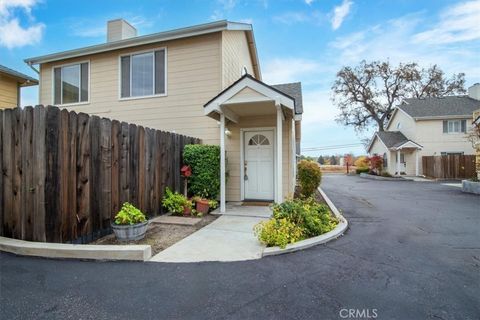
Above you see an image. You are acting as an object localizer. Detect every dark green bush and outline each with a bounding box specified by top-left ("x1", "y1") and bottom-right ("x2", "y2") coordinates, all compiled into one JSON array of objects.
[
  {"x1": 297, "y1": 160, "x2": 322, "y2": 198},
  {"x1": 183, "y1": 144, "x2": 220, "y2": 199},
  {"x1": 356, "y1": 167, "x2": 369, "y2": 174}
]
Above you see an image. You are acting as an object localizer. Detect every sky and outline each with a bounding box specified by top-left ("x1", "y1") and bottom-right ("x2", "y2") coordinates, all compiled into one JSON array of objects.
[{"x1": 1, "y1": 0, "x2": 480, "y2": 157}]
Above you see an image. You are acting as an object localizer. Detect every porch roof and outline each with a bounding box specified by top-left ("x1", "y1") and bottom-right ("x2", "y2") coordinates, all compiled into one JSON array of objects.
[
  {"x1": 203, "y1": 74, "x2": 302, "y2": 122},
  {"x1": 368, "y1": 131, "x2": 422, "y2": 152}
]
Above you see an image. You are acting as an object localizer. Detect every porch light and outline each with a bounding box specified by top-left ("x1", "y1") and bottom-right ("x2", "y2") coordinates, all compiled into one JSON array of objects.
[{"x1": 225, "y1": 128, "x2": 232, "y2": 137}]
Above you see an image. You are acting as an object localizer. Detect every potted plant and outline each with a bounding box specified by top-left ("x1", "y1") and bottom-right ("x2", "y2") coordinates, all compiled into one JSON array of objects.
[
  {"x1": 183, "y1": 199, "x2": 193, "y2": 216},
  {"x1": 162, "y1": 187, "x2": 190, "y2": 216},
  {"x1": 111, "y1": 202, "x2": 148, "y2": 241},
  {"x1": 193, "y1": 190, "x2": 211, "y2": 214}
]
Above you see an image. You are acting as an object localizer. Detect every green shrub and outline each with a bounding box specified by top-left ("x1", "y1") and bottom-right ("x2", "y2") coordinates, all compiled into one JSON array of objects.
[
  {"x1": 162, "y1": 188, "x2": 188, "y2": 215},
  {"x1": 254, "y1": 218, "x2": 305, "y2": 249},
  {"x1": 297, "y1": 160, "x2": 322, "y2": 198},
  {"x1": 356, "y1": 167, "x2": 369, "y2": 174},
  {"x1": 255, "y1": 198, "x2": 338, "y2": 248},
  {"x1": 114, "y1": 202, "x2": 147, "y2": 225},
  {"x1": 183, "y1": 144, "x2": 220, "y2": 199},
  {"x1": 272, "y1": 198, "x2": 337, "y2": 237},
  {"x1": 381, "y1": 172, "x2": 392, "y2": 177}
]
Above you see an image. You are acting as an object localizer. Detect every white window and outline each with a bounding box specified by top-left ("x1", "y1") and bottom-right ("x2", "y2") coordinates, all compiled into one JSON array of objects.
[
  {"x1": 443, "y1": 120, "x2": 466, "y2": 133},
  {"x1": 53, "y1": 62, "x2": 89, "y2": 105},
  {"x1": 120, "y1": 48, "x2": 166, "y2": 99}
]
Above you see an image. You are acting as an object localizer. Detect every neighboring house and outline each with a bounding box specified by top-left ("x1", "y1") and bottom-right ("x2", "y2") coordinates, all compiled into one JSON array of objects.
[
  {"x1": 24, "y1": 19, "x2": 303, "y2": 212},
  {"x1": 367, "y1": 84, "x2": 480, "y2": 176},
  {"x1": 473, "y1": 108, "x2": 480, "y2": 179},
  {"x1": 0, "y1": 65, "x2": 38, "y2": 109}
]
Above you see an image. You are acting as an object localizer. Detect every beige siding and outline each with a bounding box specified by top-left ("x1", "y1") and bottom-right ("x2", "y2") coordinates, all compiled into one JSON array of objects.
[
  {"x1": 39, "y1": 33, "x2": 223, "y2": 144},
  {"x1": 415, "y1": 119, "x2": 474, "y2": 156},
  {"x1": 222, "y1": 30, "x2": 254, "y2": 88},
  {"x1": 386, "y1": 109, "x2": 417, "y2": 140},
  {"x1": 36, "y1": 29, "x2": 291, "y2": 202},
  {"x1": 225, "y1": 113, "x2": 293, "y2": 201},
  {"x1": 0, "y1": 74, "x2": 18, "y2": 108}
]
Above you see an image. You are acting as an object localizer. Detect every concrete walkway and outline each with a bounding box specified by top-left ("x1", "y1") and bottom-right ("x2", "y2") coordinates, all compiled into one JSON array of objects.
[{"x1": 149, "y1": 204, "x2": 271, "y2": 262}]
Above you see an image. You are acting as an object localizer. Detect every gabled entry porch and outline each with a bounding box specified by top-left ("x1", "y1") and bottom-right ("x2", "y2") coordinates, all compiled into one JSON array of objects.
[{"x1": 204, "y1": 74, "x2": 302, "y2": 213}]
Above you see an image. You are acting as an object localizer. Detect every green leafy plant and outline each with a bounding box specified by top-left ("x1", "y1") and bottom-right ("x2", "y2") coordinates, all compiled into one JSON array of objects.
[
  {"x1": 183, "y1": 145, "x2": 221, "y2": 199},
  {"x1": 272, "y1": 198, "x2": 337, "y2": 237},
  {"x1": 114, "y1": 202, "x2": 147, "y2": 225},
  {"x1": 254, "y1": 218, "x2": 305, "y2": 249},
  {"x1": 208, "y1": 200, "x2": 218, "y2": 209},
  {"x1": 356, "y1": 167, "x2": 370, "y2": 174},
  {"x1": 297, "y1": 160, "x2": 322, "y2": 198},
  {"x1": 162, "y1": 188, "x2": 188, "y2": 216},
  {"x1": 255, "y1": 198, "x2": 338, "y2": 248}
]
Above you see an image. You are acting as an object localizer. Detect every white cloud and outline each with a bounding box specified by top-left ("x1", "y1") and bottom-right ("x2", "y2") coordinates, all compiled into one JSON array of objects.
[
  {"x1": 239, "y1": 18, "x2": 253, "y2": 24},
  {"x1": 331, "y1": 0, "x2": 352, "y2": 30},
  {"x1": 413, "y1": 0, "x2": 480, "y2": 44},
  {"x1": 262, "y1": 58, "x2": 322, "y2": 84},
  {"x1": 305, "y1": 0, "x2": 314, "y2": 5},
  {"x1": 273, "y1": 11, "x2": 310, "y2": 25},
  {"x1": 210, "y1": 0, "x2": 237, "y2": 20},
  {"x1": 265, "y1": 3, "x2": 480, "y2": 154},
  {"x1": 0, "y1": 0, "x2": 44, "y2": 48},
  {"x1": 70, "y1": 14, "x2": 152, "y2": 38}
]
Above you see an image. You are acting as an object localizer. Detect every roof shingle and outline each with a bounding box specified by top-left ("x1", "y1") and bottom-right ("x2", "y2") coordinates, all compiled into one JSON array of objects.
[
  {"x1": 399, "y1": 96, "x2": 480, "y2": 118},
  {"x1": 272, "y1": 82, "x2": 303, "y2": 114}
]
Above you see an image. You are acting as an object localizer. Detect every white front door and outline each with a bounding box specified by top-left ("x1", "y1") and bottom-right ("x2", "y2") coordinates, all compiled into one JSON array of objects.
[{"x1": 244, "y1": 130, "x2": 274, "y2": 200}]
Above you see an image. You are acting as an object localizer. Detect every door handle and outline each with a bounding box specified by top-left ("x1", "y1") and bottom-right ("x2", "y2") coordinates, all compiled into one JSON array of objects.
[{"x1": 244, "y1": 161, "x2": 248, "y2": 180}]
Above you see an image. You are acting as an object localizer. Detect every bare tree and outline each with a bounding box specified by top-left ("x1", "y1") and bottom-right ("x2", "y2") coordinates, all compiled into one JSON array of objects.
[{"x1": 331, "y1": 61, "x2": 466, "y2": 132}]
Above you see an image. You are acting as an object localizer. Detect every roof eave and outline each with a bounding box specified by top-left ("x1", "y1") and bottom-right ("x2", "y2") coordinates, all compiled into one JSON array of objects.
[
  {"x1": 413, "y1": 115, "x2": 473, "y2": 120},
  {"x1": 244, "y1": 29, "x2": 261, "y2": 80},
  {"x1": 25, "y1": 20, "x2": 253, "y2": 65}
]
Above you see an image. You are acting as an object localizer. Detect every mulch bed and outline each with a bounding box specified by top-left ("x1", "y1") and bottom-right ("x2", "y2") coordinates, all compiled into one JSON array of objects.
[{"x1": 92, "y1": 214, "x2": 218, "y2": 255}]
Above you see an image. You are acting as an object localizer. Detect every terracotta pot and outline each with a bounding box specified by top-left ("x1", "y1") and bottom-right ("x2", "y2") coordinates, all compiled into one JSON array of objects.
[
  {"x1": 183, "y1": 205, "x2": 192, "y2": 216},
  {"x1": 196, "y1": 199, "x2": 210, "y2": 214}
]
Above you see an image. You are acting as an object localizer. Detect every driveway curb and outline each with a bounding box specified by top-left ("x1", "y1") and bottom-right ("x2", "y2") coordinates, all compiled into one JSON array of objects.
[
  {"x1": 0, "y1": 236, "x2": 152, "y2": 261},
  {"x1": 262, "y1": 187, "x2": 348, "y2": 257},
  {"x1": 359, "y1": 173, "x2": 407, "y2": 181}
]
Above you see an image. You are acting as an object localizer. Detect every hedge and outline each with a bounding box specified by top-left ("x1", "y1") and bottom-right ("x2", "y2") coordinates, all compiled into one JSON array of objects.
[
  {"x1": 183, "y1": 144, "x2": 220, "y2": 199},
  {"x1": 355, "y1": 167, "x2": 370, "y2": 174},
  {"x1": 297, "y1": 160, "x2": 322, "y2": 198}
]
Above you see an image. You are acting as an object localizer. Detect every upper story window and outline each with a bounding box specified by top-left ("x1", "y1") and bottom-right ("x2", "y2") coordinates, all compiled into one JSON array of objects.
[
  {"x1": 396, "y1": 122, "x2": 402, "y2": 129},
  {"x1": 53, "y1": 62, "x2": 89, "y2": 105},
  {"x1": 443, "y1": 120, "x2": 466, "y2": 134},
  {"x1": 120, "y1": 48, "x2": 166, "y2": 99}
]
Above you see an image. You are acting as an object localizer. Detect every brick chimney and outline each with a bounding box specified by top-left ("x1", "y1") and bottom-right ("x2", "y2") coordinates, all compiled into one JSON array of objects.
[
  {"x1": 107, "y1": 19, "x2": 137, "y2": 42},
  {"x1": 468, "y1": 83, "x2": 480, "y2": 100}
]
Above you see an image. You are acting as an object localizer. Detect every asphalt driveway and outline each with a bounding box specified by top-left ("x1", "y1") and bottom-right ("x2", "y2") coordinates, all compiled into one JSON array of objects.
[{"x1": 1, "y1": 175, "x2": 479, "y2": 319}]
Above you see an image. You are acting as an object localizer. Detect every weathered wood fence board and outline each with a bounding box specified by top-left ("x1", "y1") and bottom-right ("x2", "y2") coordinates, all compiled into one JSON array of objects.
[
  {"x1": 0, "y1": 105, "x2": 200, "y2": 243},
  {"x1": 422, "y1": 155, "x2": 476, "y2": 179}
]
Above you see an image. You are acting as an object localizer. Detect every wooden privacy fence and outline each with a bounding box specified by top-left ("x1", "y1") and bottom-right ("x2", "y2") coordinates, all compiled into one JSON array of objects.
[
  {"x1": 422, "y1": 155, "x2": 476, "y2": 179},
  {"x1": 0, "y1": 105, "x2": 200, "y2": 243}
]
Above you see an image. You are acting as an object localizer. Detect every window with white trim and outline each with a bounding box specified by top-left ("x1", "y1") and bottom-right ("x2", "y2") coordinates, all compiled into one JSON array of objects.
[
  {"x1": 120, "y1": 49, "x2": 166, "y2": 98},
  {"x1": 53, "y1": 62, "x2": 89, "y2": 105},
  {"x1": 443, "y1": 120, "x2": 466, "y2": 133}
]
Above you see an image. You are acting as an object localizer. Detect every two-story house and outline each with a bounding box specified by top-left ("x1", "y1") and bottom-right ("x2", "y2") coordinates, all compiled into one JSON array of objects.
[
  {"x1": 24, "y1": 19, "x2": 303, "y2": 212},
  {"x1": 0, "y1": 65, "x2": 38, "y2": 108},
  {"x1": 367, "y1": 84, "x2": 480, "y2": 176}
]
